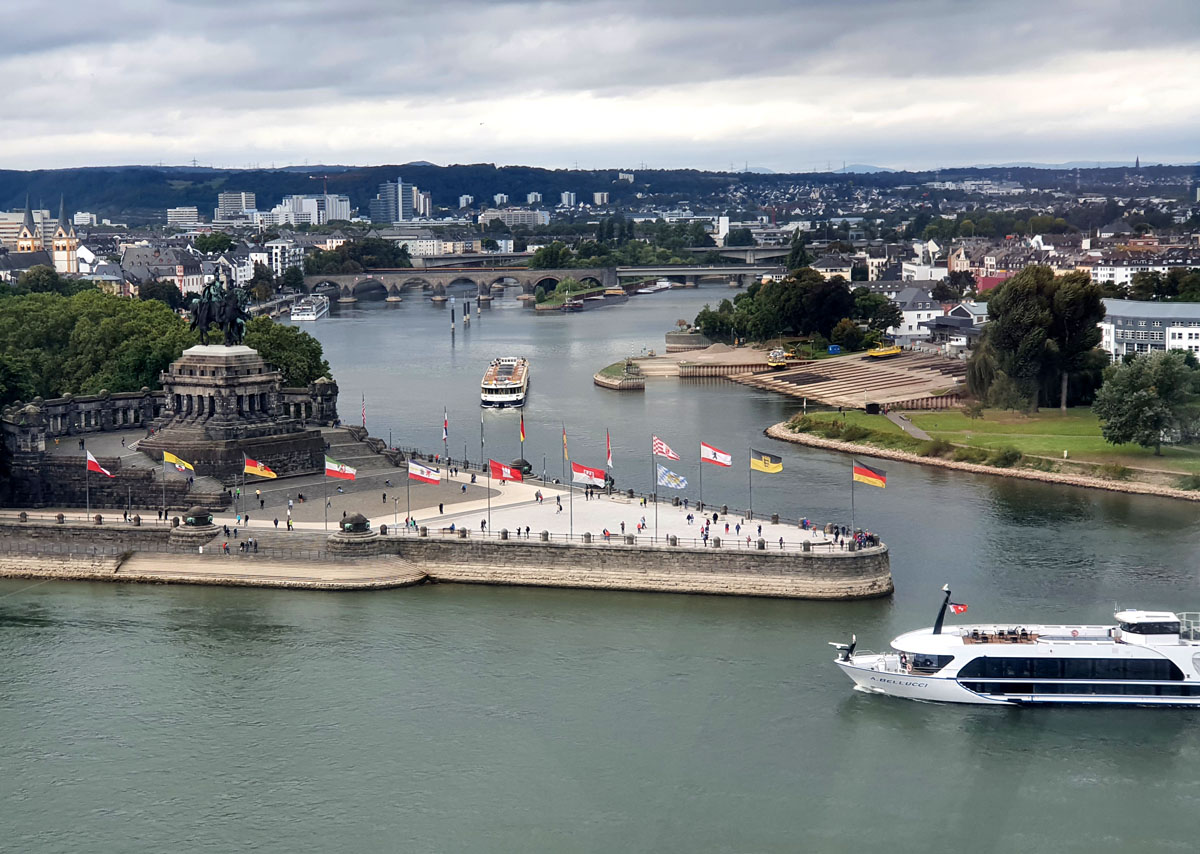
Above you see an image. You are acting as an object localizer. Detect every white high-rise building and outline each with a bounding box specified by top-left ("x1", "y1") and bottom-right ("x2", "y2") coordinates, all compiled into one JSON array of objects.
[
  {"x1": 593, "y1": 192, "x2": 610, "y2": 205},
  {"x1": 459, "y1": 194, "x2": 474, "y2": 209},
  {"x1": 527, "y1": 192, "x2": 542, "y2": 204},
  {"x1": 493, "y1": 193, "x2": 509, "y2": 206},
  {"x1": 73, "y1": 211, "x2": 97, "y2": 227},
  {"x1": 216, "y1": 191, "x2": 256, "y2": 219},
  {"x1": 167, "y1": 206, "x2": 200, "y2": 226},
  {"x1": 560, "y1": 191, "x2": 576, "y2": 207}
]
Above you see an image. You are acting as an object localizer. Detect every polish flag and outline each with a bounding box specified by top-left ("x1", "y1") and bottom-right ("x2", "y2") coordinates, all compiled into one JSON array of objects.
[
  {"x1": 489, "y1": 459, "x2": 523, "y2": 482},
  {"x1": 571, "y1": 461, "x2": 606, "y2": 486},
  {"x1": 652, "y1": 435, "x2": 680, "y2": 460},
  {"x1": 408, "y1": 461, "x2": 441, "y2": 485},
  {"x1": 700, "y1": 441, "x2": 732, "y2": 467},
  {"x1": 86, "y1": 451, "x2": 114, "y2": 478}
]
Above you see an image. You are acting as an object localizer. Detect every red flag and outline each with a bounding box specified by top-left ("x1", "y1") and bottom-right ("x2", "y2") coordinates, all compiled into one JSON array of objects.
[
  {"x1": 652, "y1": 435, "x2": 680, "y2": 460},
  {"x1": 489, "y1": 459, "x2": 523, "y2": 482},
  {"x1": 571, "y1": 461, "x2": 606, "y2": 486},
  {"x1": 86, "y1": 451, "x2": 114, "y2": 478},
  {"x1": 949, "y1": 603, "x2": 968, "y2": 615}
]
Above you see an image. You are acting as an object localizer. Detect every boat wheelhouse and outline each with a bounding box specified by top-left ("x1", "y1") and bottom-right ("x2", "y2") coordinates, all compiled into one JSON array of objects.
[
  {"x1": 480, "y1": 357, "x2": 529, "y2": 408},
  {"x1": 831, "y1": 586, "x2": 1200, "y2": 705}
]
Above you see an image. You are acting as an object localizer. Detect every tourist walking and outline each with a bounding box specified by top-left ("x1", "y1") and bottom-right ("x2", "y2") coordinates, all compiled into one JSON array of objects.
[{"x1": 273, "y1": 517, "x2": 278, "y2": 528}]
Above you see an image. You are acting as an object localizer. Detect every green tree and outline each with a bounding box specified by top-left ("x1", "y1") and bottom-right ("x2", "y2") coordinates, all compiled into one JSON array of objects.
[
  {"x1": 0, "y1": 353, "x2": 36, "y2": 406},
  {"x1": 785, "y1": 236, "x2": 812, "y2": 271},
  {"x1": 853, "y1": 288, "x2": 901, "y2": 332},
  {"x1": 829, "y1": 318, "x2": 864, "y2": 351},
  {"x1": 481, "y1": 237, "x2": 499, "y2": 252},
  {"x1": 242, "y1": 315, "x2": 331, "y2": 387},
  {"x1": 725, "y1": 228, "x2": 754, "y2": 247},
  {"x1": 138, "y1": 278, "x2": 184, "y2": 310},
  {"x1": 1046, "y1": 272, "x2": 1106, "y2": 412},
  {"x1": 1093, "y1": 350, "x2": 1192, "y2": 455},
  {"x1": 281, "y1": 266, "x2": 305, "y2": 292},
  {"x1": 529, "y1": 242, "x2": 574, "y2": 269},
  {"x1": 931, "y1": 270, "x2": 976, "y2": 301},
  {"x1": 193, "y1": 232, "x2": 235, "y2": 254}
]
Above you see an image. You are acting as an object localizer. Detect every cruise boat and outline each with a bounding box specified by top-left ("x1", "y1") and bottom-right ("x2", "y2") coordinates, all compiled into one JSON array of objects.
[
  {"x1": 832, "y1": 586, "x2": 1200, "y2": 705},
  {"x1": 480, "y1": 357, "x2": 529, "y2": 408},
  {"x1": 636, "y1": 279, "x2": 673, "y2": 295},
  {"x1": 291, "y1": 295, "x2": 329, "y2": 321}
]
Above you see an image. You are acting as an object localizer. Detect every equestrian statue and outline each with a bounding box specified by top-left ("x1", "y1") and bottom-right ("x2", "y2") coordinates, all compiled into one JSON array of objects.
[{"x1": 189, "y1": 269, "x2": 252, "y2": 345}]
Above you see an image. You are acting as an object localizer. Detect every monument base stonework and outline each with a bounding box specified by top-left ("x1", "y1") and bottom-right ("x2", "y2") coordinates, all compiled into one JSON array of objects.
[{"x1": 138, "y1": 344, "x2": 329, "y2": 483}]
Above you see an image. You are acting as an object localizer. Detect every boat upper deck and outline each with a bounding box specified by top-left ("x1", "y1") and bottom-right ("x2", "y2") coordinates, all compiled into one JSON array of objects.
[{"x1": 482, "y1": 358, "x2": 528, "y2": 388}]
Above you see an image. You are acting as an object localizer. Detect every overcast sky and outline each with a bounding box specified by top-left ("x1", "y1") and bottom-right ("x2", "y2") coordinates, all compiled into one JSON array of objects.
[{"x1": 5, "y1": 0, "x2": 1199, "y2": 172}]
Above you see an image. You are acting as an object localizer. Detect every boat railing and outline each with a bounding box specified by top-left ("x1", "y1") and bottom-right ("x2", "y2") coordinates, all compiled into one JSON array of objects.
[{"x1": 1178, "y1": 613, "x2": 1200, "y2": 640}]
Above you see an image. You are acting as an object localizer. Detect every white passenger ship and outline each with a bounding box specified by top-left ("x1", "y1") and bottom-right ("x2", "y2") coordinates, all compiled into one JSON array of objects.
[
  {"x1": 291, "y1": 295, "x2": 329, "y2": 321},
  {"x1": 480, "y1": 357, "x2": 529, "y2": 408},
  {"x1": 832, "y1": 586, "x2": 1200, "y2": 705}
]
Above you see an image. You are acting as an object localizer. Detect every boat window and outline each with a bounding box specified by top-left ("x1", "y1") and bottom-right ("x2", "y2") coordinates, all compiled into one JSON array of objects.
[
  {"x1": 897, "y1": 651, "x2": 954, "y2": 674},
  {"x1": 958, "y1": 657, "x2": 1184, "y2": 681},
  {"x1": 1119, "y1": 621, "x2": 1180, "y2": 635}
]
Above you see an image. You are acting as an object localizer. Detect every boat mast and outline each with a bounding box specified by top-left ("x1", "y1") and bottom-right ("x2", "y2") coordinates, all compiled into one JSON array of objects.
[{"x1": 932, "y1": 584, "x2": 952, "y2": 635}]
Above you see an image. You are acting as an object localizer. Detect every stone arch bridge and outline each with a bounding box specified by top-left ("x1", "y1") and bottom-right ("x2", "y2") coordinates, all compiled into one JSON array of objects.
[{"x1": 304, "y1": 267, "x2": 618, "y2": 301}]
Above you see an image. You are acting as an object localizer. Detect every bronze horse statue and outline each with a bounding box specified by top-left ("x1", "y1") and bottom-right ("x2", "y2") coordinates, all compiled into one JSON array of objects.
[{"x1": 189, "y1": 273, "x2": 251, "y2": 345}]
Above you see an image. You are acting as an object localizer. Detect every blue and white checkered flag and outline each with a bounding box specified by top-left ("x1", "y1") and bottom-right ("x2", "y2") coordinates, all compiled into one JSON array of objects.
[{"x1": 656, "y1": 464, "x2": 688, "y2": 490}]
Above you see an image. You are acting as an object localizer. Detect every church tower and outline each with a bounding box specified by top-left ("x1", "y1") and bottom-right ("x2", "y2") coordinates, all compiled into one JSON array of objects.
[
  {"x1": 52, "y1": 196, "x2": 78, "y2": 273},
  {"x1": 15, "y1": 196, "x2": 41, "y2": 253}
]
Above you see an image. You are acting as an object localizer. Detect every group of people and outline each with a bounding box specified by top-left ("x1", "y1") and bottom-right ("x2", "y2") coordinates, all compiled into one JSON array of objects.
[{"x1": 220, "y1": 538, "x2": 258, "y2": 554}]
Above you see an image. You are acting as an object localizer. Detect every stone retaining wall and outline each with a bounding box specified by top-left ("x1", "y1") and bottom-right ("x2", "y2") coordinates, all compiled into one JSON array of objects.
[
  {"x1": 397, "y1": 536, "x2": 892, "y2": 599},
  {"x1": 767, "y1": 422, "x2": 1200, "y2": 502}
]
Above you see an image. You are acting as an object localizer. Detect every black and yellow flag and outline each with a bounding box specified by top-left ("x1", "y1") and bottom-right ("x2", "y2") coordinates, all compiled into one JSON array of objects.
[{"x1": 749, "y1": 448, "x2": 783, "y2": 473}]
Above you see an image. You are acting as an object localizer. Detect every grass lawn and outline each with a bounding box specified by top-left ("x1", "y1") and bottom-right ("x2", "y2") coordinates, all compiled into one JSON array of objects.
[
  {"x1": 794, "y1": 411, "x2": 906, "y2": 435},
  {"x1": 598, "y1": 361, "x2": 629, "y2": 379},
  {"x1": 537, "y1": 286, "x2": 606, "y2": 308},
  {"x1": 907, "y1": 408, "x2": 1200, "y2": 474}
]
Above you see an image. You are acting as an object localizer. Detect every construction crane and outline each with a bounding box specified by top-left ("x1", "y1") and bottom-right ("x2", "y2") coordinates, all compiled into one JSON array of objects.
[{"x1": 309, "y1": 174, "x2": 331, "y2": 194}]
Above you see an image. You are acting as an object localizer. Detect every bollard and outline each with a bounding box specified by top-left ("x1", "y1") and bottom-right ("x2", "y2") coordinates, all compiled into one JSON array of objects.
[
  {"x1": 133, "y1": 514, "x2": 141, "y2": 526},
  {"x1": 668, "y1": 535, "x2": 677, "y2": 546},
  {"x1": 94, "y1": 514, "x2": 103, "y2": 525},
  {"x1": 458, "y1": 529, "x2": 468, "y2": 538},
  {"x1": 672, "y1": 496, "x2": 680, "y2": 506},
  {"x1": 500, "y1": 528, "x2": 509, "y2": 540},
  {"x1": 721, "y1": 504, "x2": 728, "y2": 515},
  {"x1": 712, "y1": 536, "x2": 721, "y2": 548},
  {"x1": 802, "y1": 540, "x2": 811, "y2": 552},
  {"x1": 757, "y1": 538, "x2": 766, "y2": 550},
  {"x1": 172, "y1": 516, "x2": 180, "y2": 527},
  {"x1": 624, "y1": 534, "x2": 636, "y2": 545},
  {"x1": 849, "y1": 540, "x2": 857, "y2": 552},
  {"x1": 419, "y1": 526, "x2": 428, "y2": 537},
  {"x1": 627, "y1": 489, "x2": 634, "y2": 499},
  {"x1": 56, "y1": 513, "x2": 64, "y2": 524},
  {"x1": 771, "y1": 513, "x2": 779, "y2": 525},
  {"x1": 540, "y1": 530, "x2": 549, "y2": 542},
  {"x1": 380, "y1": 524, "x2": 388, "y2": 535},
  {"x1": 583, "y1": 532, "x2": 592, "y2": 543},
  {"x1": 18, "y1": 511, "x2": 27, "y2": 522}
]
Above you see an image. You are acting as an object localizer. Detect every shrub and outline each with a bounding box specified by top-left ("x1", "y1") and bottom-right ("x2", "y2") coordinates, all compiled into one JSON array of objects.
[
  {"x1": 1096, "y1": 462, "x2": 1132, "y2": 481},
  {"x1": 952, "y1": 446, "x2": 989, "y2": 463},
  {"x1": 534, "y1": 286, "x2": 547, "y2": 303},
  {"x1": 1176, "y1": 474, "x2": 1200, "y2": 491},
  {"x1": 986, "y1": 446, "x2": 1023, "y2": 468},
  {"x1": 839, "y1": 425, "x2": 872, "y2": 442},
  {"x1": 820, "y1": 421, "x2": 845, "y2": 439},
  {"x1": 1026, "y1": 457, "x2": 1056, "y2": 472},
  {"x1": 787, "y1": 415, "x2": 815, "y2": 433},
  {"x1": 917, "y1": 438, "x2": 953, "y2": 458},
  {"x1": 961, "y1": 401, "x2": 985, "y2": 420}
]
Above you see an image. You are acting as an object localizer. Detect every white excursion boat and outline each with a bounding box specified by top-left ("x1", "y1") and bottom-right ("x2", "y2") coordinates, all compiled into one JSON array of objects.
[
  {"x1": 291, "y1": 295, "x2": 330, "y2": 321},
  {"x1": 832, "y1": 586, "x2": 1200, "y2": 705},
  {"x1": 635, "y1": 279, "x2": 673, "y2": 294},
  {"x1": 480, "y1": 357, "x2": 529, "y2": 408}
]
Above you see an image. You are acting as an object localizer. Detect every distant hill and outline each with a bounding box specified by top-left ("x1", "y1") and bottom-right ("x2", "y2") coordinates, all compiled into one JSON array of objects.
[{"x1": 835, "y1": 164, "x2": 896, "y2": 174}]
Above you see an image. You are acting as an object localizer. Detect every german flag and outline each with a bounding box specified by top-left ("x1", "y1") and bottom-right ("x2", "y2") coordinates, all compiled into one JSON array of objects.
[
  {"x1": 852, "y1": 459, "x2": 887, "y2": 488},
  {"x1": 749, "y1": 449, "x2": 783, "y2": 473}
]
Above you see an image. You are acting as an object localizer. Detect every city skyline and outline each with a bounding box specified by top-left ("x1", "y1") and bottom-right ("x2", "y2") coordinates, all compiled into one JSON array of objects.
[{"x1": 4, "y1": 0, "x2": 1200, "y2": 171}]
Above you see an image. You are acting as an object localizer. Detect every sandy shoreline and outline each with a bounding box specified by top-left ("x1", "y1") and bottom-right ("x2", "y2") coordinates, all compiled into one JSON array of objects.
[{"x1": 765, "y1": 422, "x2": 1200, "y2": 502}]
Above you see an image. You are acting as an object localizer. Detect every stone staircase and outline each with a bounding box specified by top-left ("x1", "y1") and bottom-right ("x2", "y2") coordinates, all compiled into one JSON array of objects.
[{"x1": 321, "y1": 426, "x2": 400, "y2": 473}]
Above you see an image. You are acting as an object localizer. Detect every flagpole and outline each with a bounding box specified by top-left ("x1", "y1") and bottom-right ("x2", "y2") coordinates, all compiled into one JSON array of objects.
[
  {"x1": 851, "y1": 459, "x2": 856, "y2": 534},
  {"x1": 569, "y1": 454, "x2": 573, "y2": 539},
  {"x1": 161, "y1": 460, "x2": 166, "y2": 522},
  {"x1": 561, "y1": 423, "x2": 566, "y2": 485},
  {"x1": 323, "y1": 466, "x2": 328, "y2": 531},
  {"x1": 487, "y1": 457, "x2": 492, "y2": 533},
  {"x1": 480, "y1": 410, "x2": 485, "y2": 475},
  {"x1": 86, "y1": 461, "x2": 90, "y2": 520},
  {"x1": 443, "y1": 405, "x2": 448, "y2": 462},
  {"x1": 698, "y1": 447, "x2": 703, "y2": 514},
  {"x1": 406, "y1": 468, "x2": 411, "y2": 529},
  {"x1": 748, "y1": 445, "x2": 753, "y2": 522}
]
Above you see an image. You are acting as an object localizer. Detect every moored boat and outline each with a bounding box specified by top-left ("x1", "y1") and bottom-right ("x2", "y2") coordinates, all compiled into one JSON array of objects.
[
  {"x1": 832, "y1": 586, "x2": 1200, "y2": 705},
  {"x1": 481, "y1": 357, "x2": 529, "y2": 408},
  {"x1": 291, "y1": 295, "x2": 329, "y2": 321}
]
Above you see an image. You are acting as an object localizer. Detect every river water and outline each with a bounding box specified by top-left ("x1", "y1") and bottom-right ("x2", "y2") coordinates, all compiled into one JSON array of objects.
[{"x1": 4, "y1": 285, "x2": 1200, "y2": 852}]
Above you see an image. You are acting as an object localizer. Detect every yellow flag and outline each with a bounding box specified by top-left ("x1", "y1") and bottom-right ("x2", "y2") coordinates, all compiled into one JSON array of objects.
[{"x1": 163, "y1": 451, "x2": 194, "y2": 472}]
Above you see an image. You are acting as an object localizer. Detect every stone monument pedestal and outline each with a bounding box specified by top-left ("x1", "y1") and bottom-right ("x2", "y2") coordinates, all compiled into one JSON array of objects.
[
  {"x1": 327, "y1": 513, "x2": 387, "y2": 557},
  {"x1": 139, "y1": 344, "x2": 326, "y2": 483}
]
